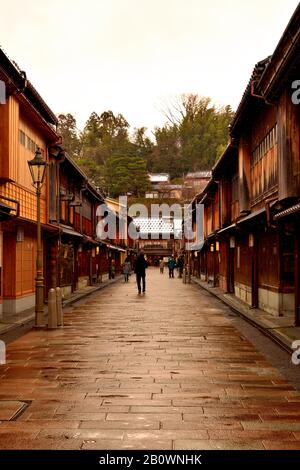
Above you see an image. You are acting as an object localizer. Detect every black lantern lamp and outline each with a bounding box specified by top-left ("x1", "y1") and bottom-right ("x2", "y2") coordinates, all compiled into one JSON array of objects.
[
  {"x1": 27, "y1": 147, "x2": 47, "y2": 327},
  {"x1": 28, "y1": 147, "x2": 47, "y2": 187}
]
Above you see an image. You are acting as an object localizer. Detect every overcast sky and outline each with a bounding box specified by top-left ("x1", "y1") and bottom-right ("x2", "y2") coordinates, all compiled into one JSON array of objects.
[{"x1": 1, "y1": 0, "x2": 299, "y2": 133}]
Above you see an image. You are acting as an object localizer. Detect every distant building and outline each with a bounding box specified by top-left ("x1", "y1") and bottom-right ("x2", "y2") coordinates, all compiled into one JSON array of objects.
[
  {"x1": 146, "y1": 173, "x2": 170, "y2": 198},
  {"x1": 145, "y1": 172, "x2": 212, "y2": 200},
  {"x1": 184, "y1": 171, "x2": 212, "y2": 194},
  {"x1": 133, "y1": 216, "x2": 182, "y2": 264},
  {"x1": 149, "y1": 173, "x2": 170, "y2": 185}
]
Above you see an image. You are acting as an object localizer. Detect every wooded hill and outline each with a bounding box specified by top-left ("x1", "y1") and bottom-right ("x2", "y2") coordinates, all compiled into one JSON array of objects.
[{"x1": 57, "y1": 94, "x2": 234, "y2": 198}]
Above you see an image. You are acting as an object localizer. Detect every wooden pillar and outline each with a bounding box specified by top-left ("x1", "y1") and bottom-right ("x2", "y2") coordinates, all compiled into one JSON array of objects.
[
  {"x1": 238, "y1": 136, "x2": 251, "y2": 213},
  {"x1": 213, "y1": 242, "x2": 219, "y2": 287},
  {"x1": 89, "y1": 249, "x2": 93, "y2": 285},
  {"x1": 73, "y1": 243, "x2": 78, "y2": 292},
  {"x1": 227, "y1": 240, "x2": 235, "y2": 294},
  {"x1": 277, "y1": 90, "x2": 300, "y2": 200},
  {"x1": 295, "y1": 223, "x2": 300, "y2": 326},
  {"x1": 45, "y1": 238, "x2": 58, "y2": 298},
  {"x1": 251, "y1": 234, "x2": 259, "y2": 308}
]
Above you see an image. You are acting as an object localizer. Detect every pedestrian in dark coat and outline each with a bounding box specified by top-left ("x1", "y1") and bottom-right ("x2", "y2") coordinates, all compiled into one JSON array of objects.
[
  {"x1": 177, "y1": 255, "x2": 184, "y2": 278},
  {"x1": 134, "y1": 250, "x2": 148, "y2": 294},
  {"x1": 168, "y1": 255, "x2": 176, "y2": 278}
]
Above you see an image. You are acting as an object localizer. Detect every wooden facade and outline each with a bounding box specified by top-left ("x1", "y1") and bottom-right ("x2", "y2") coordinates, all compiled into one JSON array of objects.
[
  {"x1": 191, "y1": 5, "x2": 300, "y2": 325},
  {"x1": 0, "y1": 49, "x2": 58, "y2": 317},
  {"x1": 0, "y1": 49, "x2": 133, "y2": 319},
  {"x1": 46, "y1": 151, "x2": 132, "y2": 297}
]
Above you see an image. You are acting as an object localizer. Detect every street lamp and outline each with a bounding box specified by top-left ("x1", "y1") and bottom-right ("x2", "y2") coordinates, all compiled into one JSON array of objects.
[{"x1": 28, "y1": 147, "x2": 47, "y2": 327}]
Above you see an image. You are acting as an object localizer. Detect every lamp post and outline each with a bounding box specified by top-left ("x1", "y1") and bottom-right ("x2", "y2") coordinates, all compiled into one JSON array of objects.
[{"x1": 28, "y1": 148, "x2": 47, "y2": 327}]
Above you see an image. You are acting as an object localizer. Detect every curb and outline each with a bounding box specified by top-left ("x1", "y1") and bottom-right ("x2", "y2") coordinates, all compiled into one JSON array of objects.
[
  {"x1": 0, "y1": 318, "x2": 34, "y2": 336},
  {"x1": 191, "y1": 278, "x2": 295, "y2": 355},
  {"x1": 62, "y1": 276, "x2": 122, "y2": 308},
  {"x1": 0, "y1": 276, "x2": 122, "y2": 339}
]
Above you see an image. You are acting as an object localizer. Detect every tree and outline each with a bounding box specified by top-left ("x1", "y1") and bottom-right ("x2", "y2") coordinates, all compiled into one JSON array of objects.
[
  {"x1": 80, "y1": 110, "x2": 131, "y2": 165},
  {"x1": 79, "y1": 112, "x2": 103, "y2": 164},
  {"x1": 77, "y1": 111, "x2": 153, "y2": 197},
  {"x1": 151, "y1": 94, "x2": 234, "y2": 176},
  {"x1": 131, "y1": 127, "x2": 155, "y2": 172},
  {"x1": 57, "y1": 113, "x2": 80, "y2": 157},
  {"x1": 61, "y1": 95, "x2": 234, "y2": 197},
  {"x1": 151, "y1": 125, "x2": 183, "y2": 178},
  {"x1": 104, "y1": 154, "x2": 150, "y2": 198}
]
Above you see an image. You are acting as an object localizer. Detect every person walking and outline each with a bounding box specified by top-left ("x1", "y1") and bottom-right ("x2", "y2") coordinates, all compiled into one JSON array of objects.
[
  {"x1": 168, "y1": 255, "x2": 176, "y2": 278},
  {"x1": 109, "y1": 259, "x2": 115, "y2": 279},
  {"x1": 134, "y1": 250, "x2": 148, "y2": 294},
  {"x1": 159, "y1": 258, "x2": 164, "y2": 274},
  {"x1": 177, "y1": 255, "x2": 184, "y2": 278},
  {"x1": 123, "y1": 257, "x2": 131, "y2": 282}
]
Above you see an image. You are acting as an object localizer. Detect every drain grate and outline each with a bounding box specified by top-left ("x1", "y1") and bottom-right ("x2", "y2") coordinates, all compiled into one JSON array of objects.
[{"x1": 0, "y1": 400, "x2": 32, "y2": 421}]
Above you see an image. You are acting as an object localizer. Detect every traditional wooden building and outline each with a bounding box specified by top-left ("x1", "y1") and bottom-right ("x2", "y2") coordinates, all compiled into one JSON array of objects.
[
  {"x1": 95, "y1": 196, "x2": 137, "y2": 277},
  {"x1": 192, "y1": 4, "x2": 300, "y2": 325},
  {"x1": 0, "y1": 48, "x2": 58, "y2": 318},
  {"x1": 0, "y1": 48, "x2": 133, "y2": 319},
  {"x1": 104, "y1": 197, "x2": 130, "y2": 273},
  {"x1": 47, "y1": 146, "x2": 108, "y2": 296}
]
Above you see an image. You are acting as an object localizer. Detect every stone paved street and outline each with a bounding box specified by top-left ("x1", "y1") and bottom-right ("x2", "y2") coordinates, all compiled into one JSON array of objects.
[{"x1": 1, "y1": 268, "x2": 300, "y2": 450}]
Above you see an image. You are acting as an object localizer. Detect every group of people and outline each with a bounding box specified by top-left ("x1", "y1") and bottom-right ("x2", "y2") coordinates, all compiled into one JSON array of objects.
[
  {"x1": 122, "y1": 252, "x2": 185, "y2": 294},
  {"x1": 159, "y1": 255, "x2": 184, "y2": 278}
]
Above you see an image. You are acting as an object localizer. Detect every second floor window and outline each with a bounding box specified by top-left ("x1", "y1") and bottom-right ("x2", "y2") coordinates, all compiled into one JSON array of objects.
[
  {"x1": 252, "y1": 124, "x2": 277, "y2": 166},
  {"x1": 82, "y1": 198, "x2": 92, "y2": 220},
  {"x1": 251, "y1": 124, "x2": 278, "y2": 202},
  {"x1": 19, "y1": 129, "x2": 38, "y2": 153}
]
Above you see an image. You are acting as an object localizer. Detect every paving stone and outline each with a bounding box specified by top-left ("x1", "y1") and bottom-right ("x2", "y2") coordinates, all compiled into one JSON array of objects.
[
  {"x1": 106, "y1": 412, "x2": 183, "y2": 422},
  {"x1": 81, "y1": 439, "x2": 173, "y2": 450},
  {"x1": 130, "y1": 406, "x2": 204, "y2": 414},
  {"x1": 1, "y1": 269, "x2": 300, "y2": 450},
  {"x1": 102, "y1": 398, "x2": 172, "y2": 406},
  {"x1": 79, "y1": 420, "x2": 160, "y2": 430},
  {"x1": 263, "y1": 441, "x2": 300, "y2": 450},
  {"x1": 0, "y1": 437, "x2": 83, "y2": 449},
  {"x1": 37, "y1": 428, "x2": 125, "y2": 440},
  {"x1": 202, "y1": 407, "x2": 270, "y2": 417},
  {"x1": 260, "y1": 415, "x2": 300, "y2": 422},
  {"x1": 0, "y1": 431, "x2": 40, "y2": 440},
  {"x1": 51, "y1": 412, "x2": 106, "y2": 421},
  {"x1": 0, "y1": 400, "x2": 27, "y2": 420},
  {"x1": 173, "y1": 439, "x2": 216, "y2": 450},
  {"x1": 208, "y1": 429, "x2": 296, "y2": 440},
  {"x1": 56, "y1": 404, "x2": 130, "y2": 413},
  {"x1": 123, "y1": 430, "x2": 209, "y2": 440},
  {"x1": 242, "y1": 421, "x2": 300, "y2": 431},
  {"x1": 174, "y1": 439, "x2": 265, "y2": 450},
  {"x1": 7, "y1": 419, "x2": 81, "y2": 429},
  {"x1": 162, "y1": 419, "x2": 243, "y2": 430}
]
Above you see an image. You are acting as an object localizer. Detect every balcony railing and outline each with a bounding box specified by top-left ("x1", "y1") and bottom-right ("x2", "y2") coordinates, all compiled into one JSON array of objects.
[{"x1": 0, "y1": 194, "x2": 20, "y2": 221}]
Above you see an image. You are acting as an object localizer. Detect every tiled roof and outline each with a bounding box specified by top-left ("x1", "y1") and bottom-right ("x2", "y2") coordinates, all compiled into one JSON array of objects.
[
  {"x1": 149, "y1": 173, "x2": 170, "y2": 183},
  {"x1": 185, "y1": 171, "x2": 211, "y2": 179}
]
